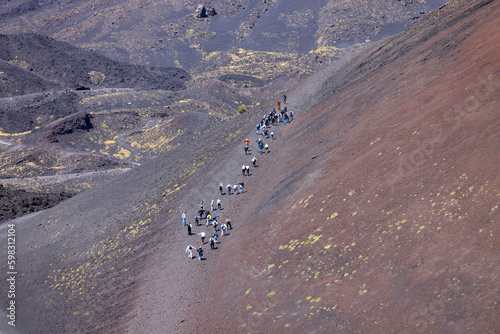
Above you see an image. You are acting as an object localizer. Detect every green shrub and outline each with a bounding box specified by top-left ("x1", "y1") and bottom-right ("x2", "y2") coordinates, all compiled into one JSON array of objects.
[{"x1": 237, "y1": 104, "x2": 247, "y2": 114}]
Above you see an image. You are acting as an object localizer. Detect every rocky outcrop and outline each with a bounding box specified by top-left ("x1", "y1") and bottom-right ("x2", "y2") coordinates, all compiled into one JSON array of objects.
[
  {"x1": 42, "y1": 112, "x2": 93, "y2": 143},
  {"x1": 193, "y1": 4, "x2": 217, "y2": 19},
  {"x1": 0, "y1": 185, "x2": 73, "y2": 222}
]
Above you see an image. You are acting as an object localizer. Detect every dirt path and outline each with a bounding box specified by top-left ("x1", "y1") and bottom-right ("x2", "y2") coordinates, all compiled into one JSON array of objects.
[
  {"x1": 0, "y1": 168, "x2": 131, "y2": 189},
  {"x1": 120, "y1": 104, "x2": 293, "y2": 332}
]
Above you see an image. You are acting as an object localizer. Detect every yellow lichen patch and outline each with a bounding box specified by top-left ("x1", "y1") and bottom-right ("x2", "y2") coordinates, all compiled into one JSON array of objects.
[
  {"x1": 0, "y1": 129, "x2": 32, "y2": 136},
  {"x1": 47, "y1": 212, "x2": 158, "y2": 302},
  {"x1": 279, "y1": 239, "x2": 300, "y2": 251},
  {"x1": 303, "y1": 234, "x2": 322, "y2": 246},
  {"x1": 127, "y1": 121, "x2": 184, "y2": 158},
  {"x1": 195, "y1": 47, "x2": 316, "y2": 82},
  {"x1": 9, "y1": 58, "x2": 29, "y2": 69},
  {"x1": 309, "y1": 46, "x2": 338, "y2": 58},
  {"x1": 268, "y1": 291, "x2": 277, "y2": 297},
  {"x1": 88, "y1": 71, "x2": 106, "y2": 85},
  {"x1": 113, "y1": 147, "x2": 132, "y2": 160},
  {"x1": 203, "y1": 51, "x2": 221, "y2": 61}
]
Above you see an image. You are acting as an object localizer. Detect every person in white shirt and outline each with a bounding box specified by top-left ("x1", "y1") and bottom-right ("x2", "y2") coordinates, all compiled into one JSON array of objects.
[{"x1": 185, "y1": 244, "x2": 195, "y2": 259}]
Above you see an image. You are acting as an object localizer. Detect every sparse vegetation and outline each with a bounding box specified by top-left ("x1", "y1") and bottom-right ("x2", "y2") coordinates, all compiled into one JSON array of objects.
[{"x1": 237, "y1": 104, "x2": 247, "y2": 114}]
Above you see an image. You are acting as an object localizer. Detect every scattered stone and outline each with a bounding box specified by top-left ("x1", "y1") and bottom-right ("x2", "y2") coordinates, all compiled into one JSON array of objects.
[{"x1": 194, "y1": 4, "x2": 216, "y2": 19}]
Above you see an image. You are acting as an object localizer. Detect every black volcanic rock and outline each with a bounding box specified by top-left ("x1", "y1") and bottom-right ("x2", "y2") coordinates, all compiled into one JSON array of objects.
[
  {"x1": 42, "y1": 112, "x2": 93, "y2": 143},
  {"x1": 194, "y1": 4, "x2": 217, "y2": 18},
  {"x1": 0, "y1": 185, "x2": 73, "y2": 222},
  {"x1": 0, "y1": 59, "x2": 62, "y2": 97},
  {"x1": 0, "y1": 33, "x2": 191, "y2": 93},
  {"x1": 0, "y1": 90, "x2": 80, "y2": 133}
]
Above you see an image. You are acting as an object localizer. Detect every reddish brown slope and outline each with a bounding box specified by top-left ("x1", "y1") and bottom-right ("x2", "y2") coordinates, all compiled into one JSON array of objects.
[{"x1": 196, "y1": 0, "x2": 500, "y2": 333}]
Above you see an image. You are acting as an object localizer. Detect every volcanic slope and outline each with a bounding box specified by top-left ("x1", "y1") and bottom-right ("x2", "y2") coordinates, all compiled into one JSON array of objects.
[
  {"x1": 0, "y1": 0, "x2": 499, "y2": 333},
  {"x1": 0, "y1": 33, "x2": 197, "y2": 220},
  {"x1": 185, "y1": 0, "x2": 499, "y2": 333},
  {"x1": 0, "y1": 0, "x2": 448, "y2": 71}
]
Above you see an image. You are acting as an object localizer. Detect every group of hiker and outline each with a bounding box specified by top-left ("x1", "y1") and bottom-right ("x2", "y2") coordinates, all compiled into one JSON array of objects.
[
  {"x1": 254, "y1": 97, "x2": 292, "y2": 154},
  {"x1": 184, "y1": 95, "x2": 292, "y2": 261},
  {"x1": 183, "y1": 199, "x2": 233, "y2": 260},
  {"x1": 256, "y1": 99, "x2": 293, "y2": 137}
]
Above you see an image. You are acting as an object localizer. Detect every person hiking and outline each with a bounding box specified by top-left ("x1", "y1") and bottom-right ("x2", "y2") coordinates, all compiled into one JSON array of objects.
[
  {"x1": 251, "y1": 157, "x2": 257, "y2": 167},
  {"x1": 200, "y1": 201, "x2": 203, "y2": 210},
  {"x1": 244, "y1": 139, "x2": 250, "y2": 146},
  {"x1": 244, "y1": 145, "x2": 249, "y2": 155},
  {"x1": 271, "y1": 131, "x2": 275, "y2": 140},
  {"x1": 206, "y1": 213, "x2": 212, "y2": 226},
  {"x1": 213, "y1": 220, "x2": 219, "y2": 231},
  {"x1": 186, "y1": 244, "x2": 195, "y2": 259},
  {"x1": 209, "y1": 237, "x2": 215, "y2": 250},
  {"x1": 264, "y1": 143, "x2": 269, "y2": 153},
  {"x1": 221, "y1": 224, "x2": 227, "y2": 236},
  {"x1": 239, "y1": 182, "x2": 244, "y2": 194},
  {"x1": 211, "y1": 199, "x2": 214, "y2": 211},
  {"x1": 256, "y1": 123, "x2": 260, "y2": 134},
  {"x1": 198, "y1": 231, "x2": 206, "y2": 244},
  {"x1": 194, "y1": 215, "x2": 200, "y2": 226},
  {"x1": 242, "y1": 164, "x2": 246, "y2": 176},
  {"x1": 227, "y1": 183, "x2": 232, "y2": 195},
  {"x1": 289, "y1": 110, "x2": 293, "y2": 121},
  {"x1": 197, "y1": 247, "x2": 204, "y2": 260},
  {"x1": 245, "y1": 165, "x2": 250, "y2": 176},
  {"x1": 233, "y1": 184, "x2": 238, "y2": 194},
  {"x1": 283, "y1": 94, "x2": 287, "y2": 104},
  {"x1": 277, "y1": 101, "x2": 281, "y2": 110},
  {"x1": 226, "y1": 218, "x2": 232, "y2": 230},
  {"x1": 213, "y1": 231, "x2": 219, "y2": 244},
  {"x1": 219, "y1": 182, "x2": 224, "y2": 195},
  {"x1": 217, "y1": 198, "x2": 222, "y2": 210},
  {"x1": 182, "y1": 212, "x2": 187, "y2": 226},
  {"x1": 187, "y1": 223, "x2": 192, "y2": 236},
  {"x1": 259, "y1": 141, "x2": 264, "y2": 154}
]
